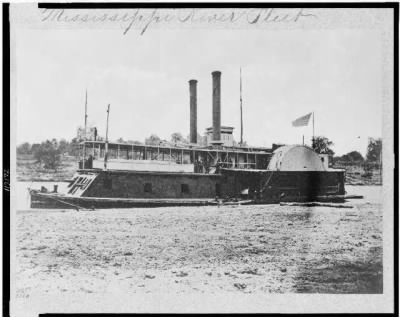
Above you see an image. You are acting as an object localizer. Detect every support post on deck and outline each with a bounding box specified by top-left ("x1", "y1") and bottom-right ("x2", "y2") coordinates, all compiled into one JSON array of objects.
[
  {"x1": 104, "y1": 104, "x2": 110, "y2": 171},
  {"x1": 83, "y1": 89, "x2": 88, "y2": 169}
]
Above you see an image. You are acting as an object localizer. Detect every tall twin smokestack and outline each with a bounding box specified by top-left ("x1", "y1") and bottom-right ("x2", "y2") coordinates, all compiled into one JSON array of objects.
[
  {"x1": 189, "y1": 79, "x2": 197, "y2": 144},
  {"x1": 212, "y1": 71, "x2": 221, "y2": 143},
  {"x1": 189, "y1": 71, "x2": 222, "y2": 145}
]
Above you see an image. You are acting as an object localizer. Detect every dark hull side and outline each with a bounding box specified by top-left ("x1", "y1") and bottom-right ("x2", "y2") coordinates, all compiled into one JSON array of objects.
[
  {"x1": 221, "y1": 169, "x2": 345, "y2": 202},
  {"x1": 29, "y1": 190, "x2": 220, "y2": 209},
  {"x1": 30, "y1": 190, "x2": 345, "y2": 210},
  {"x1": 82, "y1": 170, "x2": 223, "y2": 199},
  {"x1": 29, "y1": 168, "x2": 346, "y2": 209}
]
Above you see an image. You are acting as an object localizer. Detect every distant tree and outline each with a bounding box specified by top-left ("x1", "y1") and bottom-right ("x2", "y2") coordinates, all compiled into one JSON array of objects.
[
  {"x1": 33, "y1": 140, "x2": 62, "y2": 170},
  {"x1": 171, "y1": 132, "x2": 188, "y2": 144},
  {"x1": 366, "y1": 138, "x2": 382, "y2": 163},
  {"x1": 58, "y1": 139, "x2": 69, "y2": 155},
  {"x1": 69, "y1": 138, "x2": 81, "y2": 157},
  {"x1": 145, "y1": 134, "x2": 161, "y2": 146},
  {"x1": 17, "y1": 142, "x2": 31, "y2": 155},
  {"x1": 31, "y1": 143, "x2": 41, "y2": 156},
  {"x1": 116, "y1": 137, "x2": 126, "y2": 144},
  {"x1": 312, "y1": 136, "x2": 335, "y2": 155},
  {"x1": 332, "y1": 156, "x2": 341, "y2": 164},
  {"x1": 159, "y1": 139, "x2": 170, "y2": 146},
  {"x1": 194, "y1": 134, "x2": 208, "y2": 146},
  {"x1": 186, "y1": 133, "x2": 206, "y2": 145},
  {"x1": 340, "y1": 151, "x2": 364, "y2": 162}
]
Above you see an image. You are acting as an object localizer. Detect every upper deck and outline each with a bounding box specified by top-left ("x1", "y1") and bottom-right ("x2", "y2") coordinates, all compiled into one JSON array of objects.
[{"x1": 79, "y1": 140, "x2": 272, "y2": 171}]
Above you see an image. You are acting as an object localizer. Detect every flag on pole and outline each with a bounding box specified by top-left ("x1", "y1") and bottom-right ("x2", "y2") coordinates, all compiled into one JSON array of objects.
[{"x1": 292, "y1": 112, "x2": 312, "y2": 127}]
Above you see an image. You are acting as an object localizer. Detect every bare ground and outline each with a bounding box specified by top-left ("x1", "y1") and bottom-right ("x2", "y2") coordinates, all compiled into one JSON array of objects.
[{"x1": 15, "y1": 186, "x2": 382, "y2": 298}]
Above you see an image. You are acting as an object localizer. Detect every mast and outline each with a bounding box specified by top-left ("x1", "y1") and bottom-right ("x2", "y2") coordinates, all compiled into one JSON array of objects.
[
  {"x1": 240, "y1": 67, "x2": 243, "y2": 146},
  {"x1": 312, "y1": 111, "x2": 315, "y2": 148},
  {"x1": 380, "y1": 141, "x2": 382, "y2": 184},
  {"x1": 83, "y1": 89, "x2": 88, "y2": 169},
  {"x1": 104, "y1": 104, "x2": 110, "y2": 170}
]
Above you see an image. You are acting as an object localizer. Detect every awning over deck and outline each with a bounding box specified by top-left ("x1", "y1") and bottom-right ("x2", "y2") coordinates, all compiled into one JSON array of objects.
[{"x1": 80, "y1": 141, "x2": 272, "y2": 170}]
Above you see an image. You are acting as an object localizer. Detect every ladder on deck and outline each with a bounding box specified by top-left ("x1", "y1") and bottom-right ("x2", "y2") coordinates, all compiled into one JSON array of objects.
[{"x1": 67, "y1": 174, "x2": 97, "y2": 196}]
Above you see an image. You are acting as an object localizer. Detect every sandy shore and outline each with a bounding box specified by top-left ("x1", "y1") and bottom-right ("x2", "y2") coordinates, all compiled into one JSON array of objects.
[
  {"x1": 15, "y1": 187, "x2": 382, "y2": 290},
  {"x1": 13, "y1": 186, "x2": 382, "y2": 313}
]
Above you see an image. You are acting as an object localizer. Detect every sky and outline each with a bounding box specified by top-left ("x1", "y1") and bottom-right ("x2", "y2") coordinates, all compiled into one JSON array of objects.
[{"x1": 14, "y1": 21, "x2": 383, "y2": 156}]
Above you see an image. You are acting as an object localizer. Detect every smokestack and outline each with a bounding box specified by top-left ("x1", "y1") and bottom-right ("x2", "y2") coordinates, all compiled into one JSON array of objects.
[
  {"x1": 212, "y1": 71, "x2": 221, "y2": 142},
  {"x1": 189, "y1": 79, "x2": 197, "y2": 144}
]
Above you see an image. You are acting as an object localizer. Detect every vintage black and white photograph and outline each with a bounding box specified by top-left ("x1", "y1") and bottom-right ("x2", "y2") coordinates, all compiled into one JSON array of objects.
[{"x1": 7, "y1": 2, "x2": 396, "y2": 315}]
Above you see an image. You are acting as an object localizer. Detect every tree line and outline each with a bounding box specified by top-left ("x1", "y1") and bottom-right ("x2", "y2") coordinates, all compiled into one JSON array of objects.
[
  {"x1": 17, "y1": 138, "x2": 81, "y2": 170},
  {"x1": 17, "y1": 134, "x2": 382, "y2": 171},
  {"x1": 17, "y1": 132, "x2": 198, "y2": 170},
  {"x1": 312, "y1": 136, "x2": 382, "y2": 164}
]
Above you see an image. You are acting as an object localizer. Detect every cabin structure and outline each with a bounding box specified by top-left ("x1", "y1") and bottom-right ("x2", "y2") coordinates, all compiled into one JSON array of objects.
[
  {"x1": 79, "y1": 141, "x2": 272, "y2": 172},
  {"x1": 205, "y1": 126, "x2": 235, "y2": 147}
]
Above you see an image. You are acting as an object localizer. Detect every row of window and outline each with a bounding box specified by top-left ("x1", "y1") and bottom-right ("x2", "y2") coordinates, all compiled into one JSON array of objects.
[{"x1": 103, "y1": 179, "x2": 190, "y2": 194}]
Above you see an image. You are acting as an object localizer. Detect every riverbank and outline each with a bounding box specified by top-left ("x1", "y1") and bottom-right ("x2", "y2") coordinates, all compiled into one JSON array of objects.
[
  {"x1": 14, "y1": 185, "x2": 382, "y2": 310},
  {"x1": 334, "y1": 163, "x2": 382, "y2": 185},
  {"x1": 17, "y1": 155, "x2": 76, "y2": 182}
]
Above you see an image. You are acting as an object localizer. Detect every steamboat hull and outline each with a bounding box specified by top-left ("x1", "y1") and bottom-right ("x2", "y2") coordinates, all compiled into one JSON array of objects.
[
  {"x1": 29, "y1": 190, "x2": 220, "y2": 209},
  {"x1": 30, "y1": 189, "x2": 345, "y2": 210},
  {"x1": 29, "y1": 167, "x2": 346, "y2": 209}
]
